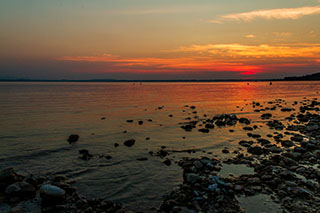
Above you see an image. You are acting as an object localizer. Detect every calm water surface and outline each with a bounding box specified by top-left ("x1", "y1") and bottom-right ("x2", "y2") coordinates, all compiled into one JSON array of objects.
[{"x1": 0, "y1": 82, "x2": 319, "y2": 211}]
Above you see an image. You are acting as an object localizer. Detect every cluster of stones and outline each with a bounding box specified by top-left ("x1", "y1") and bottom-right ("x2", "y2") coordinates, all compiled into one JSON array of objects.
[
  {"x1": 160, "y1": 157, "x2": 244, "y2": 213},
  {"x1": 180, "y1": 113, "x2": 251, "y2": 133}
]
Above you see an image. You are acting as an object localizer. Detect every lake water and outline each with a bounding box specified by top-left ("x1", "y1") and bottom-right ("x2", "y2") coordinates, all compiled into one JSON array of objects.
[{"x1": 0, "y1": 81, "x2": 319, "y2": 211}]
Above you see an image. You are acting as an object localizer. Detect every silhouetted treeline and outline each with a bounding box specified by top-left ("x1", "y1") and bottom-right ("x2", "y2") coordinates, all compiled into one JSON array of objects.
[{"x1": 284, "y1": 72, "x2": 320, "y2": 81}]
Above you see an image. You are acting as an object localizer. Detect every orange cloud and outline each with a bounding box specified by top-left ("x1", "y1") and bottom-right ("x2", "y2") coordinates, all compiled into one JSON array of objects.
[
  {"x1": 174, "y1": 43, "x2": 320, "y2": 59},
  {"x1": 210, "y1": 6, "x2": 320, "y2": 23}
]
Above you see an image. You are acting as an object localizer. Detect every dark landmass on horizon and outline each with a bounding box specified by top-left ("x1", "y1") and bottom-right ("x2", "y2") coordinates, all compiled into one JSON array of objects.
[{"x1": 1, "y1": 72, "x2": 319, "y2": 82}]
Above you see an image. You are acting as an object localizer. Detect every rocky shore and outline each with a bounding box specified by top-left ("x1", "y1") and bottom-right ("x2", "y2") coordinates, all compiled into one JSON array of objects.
[{"x1": 1, "y1": 97, "x2": 320, "y2": 212}]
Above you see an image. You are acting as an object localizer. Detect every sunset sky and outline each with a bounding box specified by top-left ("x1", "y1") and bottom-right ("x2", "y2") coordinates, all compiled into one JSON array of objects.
[{"x1": 1, "y1": 0, "x2": 319, "y2": 80}]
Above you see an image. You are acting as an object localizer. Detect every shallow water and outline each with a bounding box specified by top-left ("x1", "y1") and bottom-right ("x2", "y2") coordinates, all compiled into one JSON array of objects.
[{"x1": 0, "y1": 81, "x2": 319, "y2": 211}]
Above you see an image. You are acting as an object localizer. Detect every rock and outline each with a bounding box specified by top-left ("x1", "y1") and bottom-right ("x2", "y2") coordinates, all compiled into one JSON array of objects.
[
  {"x1": 198, "y1": 128, "x2": 209, "y2": 133},
  {"x1": 138, "y1": 121, "x2": 143, "y2": 125},
  {"x1": 281, "y1": 108, "x2": 294, "y2": 112},
  {"x1": 239, "y1": 140, "x2": 253, "y2": 147},
  {"x1": 247, "y1": 177, "x2": 261, "y2": 184},
  {"x1": 261, "y1": 113, "x2": 272, "y2": 119},
  {"x1": 79, "y1": 149, "x2": 93, "y2": 160},
  {"x1": 257, "y1": 138, "x2": 271, "y2": 146},
  {"x1": 205, "y1": 124, "x2": 215, "y2": 129},
  {"x1": 291, "y1": 134, "x2": 303, "y2": 142},
  {"x1": 243, "y1": 127, "x2": 253, "y2": 131},
  {"x1": 285, "y1": 152, "x2": 302, "y2": 161},
  {"x1": 181, "y1": 124, "x2": 193, "y2": 132},
  {"x1": 293, "y1": 146, "x2": 306, "y2": 153},
  {"x1": 234, "y1": 185, "x2": 243, "y2": 191},
  {"x1": 268, "y1": 146, "x2": 282, "y2": 153},
  {"x1": 247, "y1": 146, "x2": 264, "y2": 155},
  {"x1": 184, "y1": 173, "x2": 200, "y2": 184},
  {"x1": 40, "y1": 184, "x2": 66, "y2": 204},
  {"x1": 163, "y1": 159, "x2": 171, "y2": 166},
  {"x1": 306, "y1": 124, "x2": 318, "y2": 131},
  {"x1": 5, "y1": 181, "x2": 36, "y2": 197},
  {"x1": 67, "y1": 134, "x2": 79, "y2": 143},
  {"x1": 126, "y1": 120, "x2": 133, "y2": 123},
  {"x1": 124, "y1": 139, "x2": 135, "y2": 147},
  {"x1": 137, "y1": 158, "x2": 148, "y2": 161},
  {"x1": 0, "y1": 168, "x2": 19, "y2": 187},
  {"x1": 114, "y1": 143, "x2": 119, "y2": 147},
  {"x1": 193, "y1": 161, "x2": 203, "y2": 169},
  {"x1": 105, "y1": 155, "x2": 112, "y2": 160},
  {"x1": 158, "y1": 150, "x2": 168, "y2": 157},
  {"x1": 222, "y1": 149, "x2": 230, "y2": 154},
  {"x1": 281, "y1": 140, "x2": 294, "y2": 147},
  {"x1": 306, "y1": 143, "x2": 316, "y2": 150},
  {"x1": 239, "y1": 118, "x2": 251, "y2": 125},
  {"x1": 251, "y1": 134, "x2": 261, "y2": 139}
]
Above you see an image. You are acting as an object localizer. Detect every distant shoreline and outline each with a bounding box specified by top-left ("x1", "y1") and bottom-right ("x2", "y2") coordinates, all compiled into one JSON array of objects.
[
  {"x1": 0, "y1": 79, "x2": 320, "y2": 83},
  {"x1": 3, "y1": 72, "x2": 320, "y2": 82}
]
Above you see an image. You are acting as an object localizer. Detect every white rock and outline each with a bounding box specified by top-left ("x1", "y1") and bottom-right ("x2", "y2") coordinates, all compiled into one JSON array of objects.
[{"x1": 40, "y1": 184, "x2": 65, "y2": 198}]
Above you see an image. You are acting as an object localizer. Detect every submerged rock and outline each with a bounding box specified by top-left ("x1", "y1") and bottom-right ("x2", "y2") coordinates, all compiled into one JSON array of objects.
[
  {"x1": 163, "y1": 159, "x2": 172, "y2": 166},
  {"x1": 79, "y1": 149, "x2": 93, "y2": 160},
  {"x1": 137, "y1": 158, "x2": 148, "y2": 161},
  {"x1": 239, "y1": 140, "x2": 253, "y2": 147},
  {"x1": 198, "y1": 128, "x2": 209, "y2": 133},
  {"x1": 261, "y1": 113, "x2": 272, "y2": 119},
  {"x1": 67, "y1": 134, "x2": 79, "y2": 143},
  {"x1": 124, "y1": 139, "x2": 135, "y2": 147},
  {"x1": 239, "y1": 118, "x2": 251, "y2": 125}
]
